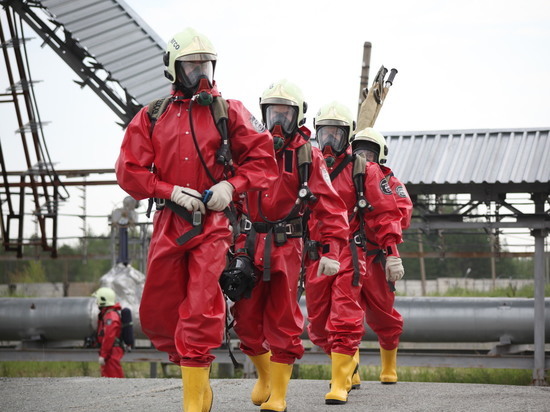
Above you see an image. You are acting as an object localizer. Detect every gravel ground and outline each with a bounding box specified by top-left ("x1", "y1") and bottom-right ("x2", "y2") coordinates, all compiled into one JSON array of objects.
[{"x1": 1, "y1": 377, "x2": 549, "y2": 412}]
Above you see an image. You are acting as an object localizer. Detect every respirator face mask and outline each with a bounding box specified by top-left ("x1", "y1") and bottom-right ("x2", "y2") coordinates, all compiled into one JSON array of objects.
[
  {"x1": 265, "y1": 105, "x2": 297, "y2": 151},
  {"x1": 176, "y1": 60, "x2": 214, "y2": 91}
]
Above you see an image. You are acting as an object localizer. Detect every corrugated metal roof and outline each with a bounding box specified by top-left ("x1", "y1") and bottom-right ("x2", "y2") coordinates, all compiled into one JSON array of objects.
[
  {"x1": 41, "y1": 0, "x2": 170, "y2": 105},
  {"x1": 384, "y1": 128, "x2": 550, "y2": 186}
]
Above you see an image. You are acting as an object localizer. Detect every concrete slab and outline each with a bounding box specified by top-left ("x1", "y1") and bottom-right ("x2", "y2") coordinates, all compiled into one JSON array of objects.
[{"x1": 1, "y1": 377, "x2": 549, "y2": 412}]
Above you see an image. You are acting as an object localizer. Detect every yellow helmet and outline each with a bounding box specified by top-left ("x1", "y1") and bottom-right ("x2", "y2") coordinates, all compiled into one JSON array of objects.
[
  {"x1": 350, "y1": 127, "x2": 388, "y2": 164},
  {"x1": 314, "y1": 101, "x2": 355, "y2": 156},
  {"x1": 163, "y1": 28, "x2": 217, "y2": 85},
  {"x1": 260, "y1": 79, "x2": 308, "y2": 133},
  {"x1": 92, "y1": 287, "x2": 116, "y2": 307}
]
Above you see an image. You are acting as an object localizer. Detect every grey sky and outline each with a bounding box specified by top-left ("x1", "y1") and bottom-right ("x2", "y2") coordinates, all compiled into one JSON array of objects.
[{"x1": 1, "y1": 0, "x2": 549, "y2": 244}]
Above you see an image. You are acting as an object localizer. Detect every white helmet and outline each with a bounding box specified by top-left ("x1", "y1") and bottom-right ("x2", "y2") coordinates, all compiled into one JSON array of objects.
[
  {"x1": 350, "y1": 127, "x2": 388, "y2": 164},
  {"x1": 163, "y1": 28, "x2": 217, "y2": 91},
  {"x1": 314, "y1": 101, "x2": 355, "y2": 156},
  {"x1": 92, "y1": 287, "x2": 116, "y2": 307},
  {"x1": 260, "y1": 79, "x2": 308, "y2": 150}
]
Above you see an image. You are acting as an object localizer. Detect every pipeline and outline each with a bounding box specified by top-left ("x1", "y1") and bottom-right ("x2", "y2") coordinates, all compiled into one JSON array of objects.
[{"x1": 0, "y1": 297, "x2": 548, "y2": 344}]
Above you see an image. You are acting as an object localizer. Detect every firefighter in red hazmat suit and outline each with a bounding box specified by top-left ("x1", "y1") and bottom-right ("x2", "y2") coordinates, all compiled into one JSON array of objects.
[
  {"x1": 352, "y1": 127, "x2": 413, "y2": 386},
  {"x1": 305, "y1": 102, "x2": 404, "y2": 404},
  {"x1": 93, "y1": 287, "x2": 125, "y2": 378},
  {"x1": 115, "y1": 28, "x2": 277, "y2": 412},
  {"x1": 230, "y1": 80, "x2": 349, "y2": 412}
]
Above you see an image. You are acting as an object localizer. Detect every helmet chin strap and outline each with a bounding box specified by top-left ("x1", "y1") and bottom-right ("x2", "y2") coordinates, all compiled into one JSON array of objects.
[{"x1": 322, "y1": 145, "x2": 336, "y2": 167}]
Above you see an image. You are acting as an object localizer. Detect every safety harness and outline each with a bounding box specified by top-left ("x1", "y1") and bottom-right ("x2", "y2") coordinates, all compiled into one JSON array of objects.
[
  {"x1": 144, "y1": 95, "x2": 238, "y2": 245},
  {"x1": 327, "y1": 155, "x2": 396, "y2": 292},
  {"x1": 304, "y1": 154, "x2": 373, "y2": 287},
  {"x1": 238, "y1": 142, "x2": 314, "y2": 282}
]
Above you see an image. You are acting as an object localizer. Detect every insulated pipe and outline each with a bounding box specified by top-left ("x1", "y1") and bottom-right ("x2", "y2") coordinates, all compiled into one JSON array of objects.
[
  {"x1": 299, "y1": 297, "x2": 550, "y2": 344},
  {"x1": 393, "y1": 297, "x2": 550, "y2": 344},
  {"x1": 1, "y1": 297, "x2": 548, "y2": 344},
  {"x1": 0, "y1": 297, "x2": 98, "y2": 341}
]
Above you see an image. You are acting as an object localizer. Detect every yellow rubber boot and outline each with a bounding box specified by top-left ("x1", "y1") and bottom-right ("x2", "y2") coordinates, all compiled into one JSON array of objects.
[
  {"x1": 250, "y1": 352, "x2": 271, "y2": 406},
  {"x1": 380, "y1": 347, "x2": 398, "y2": 384},
  {"x1": 325, "y1": 352, "x2": 357, "y2": 405},
  {"x1": 260, "y1": 361, "x2": 293, "y2": 412},
  {"x1": 181, "y1": 366, "x2": 213, "y2": 412},
  {"x1": 351, "y1": 349, "x2": 361, "y2": 389}
]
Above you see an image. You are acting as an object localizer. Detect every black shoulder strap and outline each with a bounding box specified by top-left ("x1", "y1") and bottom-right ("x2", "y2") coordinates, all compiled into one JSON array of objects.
[
  {"x1": 211, "y1": 96, "x2": 228, "y2": 123},
  {"x1": 297, "y1": 141, "x2": 312, "y2": 185},
  {"x1": 147, "y1": 97, "x2": 172, "y2": 135},
  {"x1": 352, "y1": 154, "x2": 366, "y2": 180},
  {"x1": 329, "y1": 154, "x2": 353, "y2": 181},
  {"x1": 352, "y1": 154, "x2": 373, "y2": 213},
  {"x1": 210, "y1": 97, "x2": 233, "y2": 170}
]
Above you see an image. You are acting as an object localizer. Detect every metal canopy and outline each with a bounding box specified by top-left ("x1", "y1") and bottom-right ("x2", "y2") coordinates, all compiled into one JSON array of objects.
[
  {"x1": 40, "y1": 0, "x2": 169, "y2": 107},
  {"x1": 381, "y1": 128, "x2": 549, "y2": 386},
  {"x1": 385, "y1": 128, "x2": 550, "y2": 195},
  {"x1": 4, "y1": 0, "x2": 170, "y2": 126}
]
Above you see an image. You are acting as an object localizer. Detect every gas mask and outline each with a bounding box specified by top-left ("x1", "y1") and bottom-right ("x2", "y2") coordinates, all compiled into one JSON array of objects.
[
  {"x1": 316, "y1": 125, "x2": 348, "y2": 166},
  {"x1": 352, "y1": 141, "x2": 380, "y2": 163},
  {"x1": 175, "y1": 60, "x2": 214, "y2": 103},
  {"x1": 265, "y1": 105, "x2": 298, "y2": 152}
]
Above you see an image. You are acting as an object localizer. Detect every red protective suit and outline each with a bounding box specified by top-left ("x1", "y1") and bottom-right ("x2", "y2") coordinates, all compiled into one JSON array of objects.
[
  {"x1": 97, "y1": 303, "x2": 124, "y2": 378},
  {"x1": 116, "y1": 85, "x2": 277, "y2": 367},
  {"x1": 305, "y1": 149, "x2": 403, "y2": 356},
  {"x1": 361, "y1": 165, "x2": 412, "y2": 350},
  {"x1": 232, "y1": 128, "x2": 349, "y2": 364}
]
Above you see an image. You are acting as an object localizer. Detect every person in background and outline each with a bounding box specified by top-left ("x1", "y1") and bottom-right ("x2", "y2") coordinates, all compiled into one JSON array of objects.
[
  {"x1": 351, "y1": 127, "x2": 412, "y2": 386},
  {"x1": 92, "y1": 287, "x2": 125, "y2": 378},
  {"x1": 115, "y1": 27, "x2": 277, "y2": 412},
  {"x1": 306, "y1": 103, "x2": 404, "y2": 403}
]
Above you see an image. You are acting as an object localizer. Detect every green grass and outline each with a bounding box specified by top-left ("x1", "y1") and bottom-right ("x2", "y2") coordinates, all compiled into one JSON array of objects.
[
  {"x1": 0, "y1": 361, "x2": 535, "y2": 385},
  {"x1": 297, "y1": 364, "x2": 533, "y2": 385},
  {"x1": 0, "y1": 361, "x2": 150, "y2": 378},
  {"x1": 427, "y1": 283, "x2": 550, "y2": 298}
]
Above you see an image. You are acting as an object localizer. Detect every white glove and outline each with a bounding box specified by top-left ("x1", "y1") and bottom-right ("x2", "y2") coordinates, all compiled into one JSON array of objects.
[
  {"x1": 385, "y1": 256, "x2": 404, "y2": 282},
  {"x1": 206, "y1": 180, "x2": 234, "y2": 211},
  {"x1": 170, "y1": 186, "x2": 205, "y2": 214},
  {"x1": 317, "y1": 256, "x2": 340, "y2": 277},
  {"x1": 98, "y1": 356, "x2": 105, "y2": 366}
]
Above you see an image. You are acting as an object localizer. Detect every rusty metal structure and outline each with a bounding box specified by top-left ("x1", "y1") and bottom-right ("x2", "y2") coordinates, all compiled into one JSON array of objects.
[
  {"x1": 0, "y1": 0, "x2": 166, "y2": 257},
  {"x1": 0, "y1": 3, "x2": 65, "y2": 257}
]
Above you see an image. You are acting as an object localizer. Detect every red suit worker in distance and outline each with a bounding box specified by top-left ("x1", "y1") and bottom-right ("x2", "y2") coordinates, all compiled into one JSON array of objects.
[
  {"x1": 352, "y1": 127, "x2": 412, "y2": 386},
  {"x1": 93, "y1": 287, "x2": 125, "y2": 378}
]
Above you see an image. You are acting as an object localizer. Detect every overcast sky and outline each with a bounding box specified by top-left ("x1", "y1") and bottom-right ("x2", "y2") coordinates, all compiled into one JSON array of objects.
[{"x1": 1, "y1": 0, "x2": 549, "y2": 245}]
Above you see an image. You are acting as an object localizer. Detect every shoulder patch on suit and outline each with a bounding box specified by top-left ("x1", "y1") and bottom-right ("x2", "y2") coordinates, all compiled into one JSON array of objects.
[
  {"x1": 380, "y1": 178, "x2": 392, "y2": 195},
  {"x1": 250, "y1": 114, "x2": 266, "y2": 133},
  {"x1": 396, "y1": 185, "x2": 408, "y2": 198},
  {"x1": 105, "y1": 319, "x2": 113, "y2": 325}
]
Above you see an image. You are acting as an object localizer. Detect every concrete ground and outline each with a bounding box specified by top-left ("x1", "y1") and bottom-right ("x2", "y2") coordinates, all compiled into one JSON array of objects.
[{"x1": 1, "y1": 377, "x2": 549, "y2": 412}]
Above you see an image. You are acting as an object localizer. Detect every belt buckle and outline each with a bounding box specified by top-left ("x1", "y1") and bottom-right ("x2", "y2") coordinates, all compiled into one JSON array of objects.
[
  {"x1": 242, "y1": 219, "x2": 252, "y2": 232},
  {"x1": 285, "y1": 223, "x2": 293, "y2": 235},
  {"x1": 192, "y1": 211, "x2": 202, "y2": 226},
  {"x1": 156, "y1": 198, "x2": 165, "y2": 210}
]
